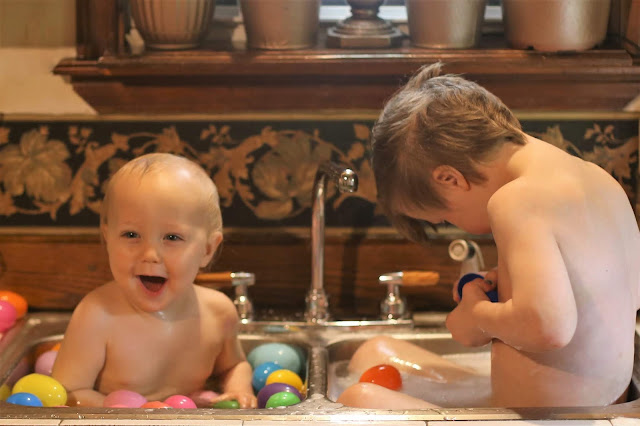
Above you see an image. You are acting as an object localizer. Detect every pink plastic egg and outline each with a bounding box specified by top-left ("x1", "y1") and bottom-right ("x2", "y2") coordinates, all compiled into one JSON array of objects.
[
  {"x1": 164, "y1": 394, "x2": 197, "y2": 409},
  {"x1": 103, "y1": 389, "x2": 147, "y2": 408},
  {"x1": 0, "y1": 300, "x2": 17, "y2": 332},
  {"x1": 35, "y1": 350, "x2": 58, "y2": 376}
]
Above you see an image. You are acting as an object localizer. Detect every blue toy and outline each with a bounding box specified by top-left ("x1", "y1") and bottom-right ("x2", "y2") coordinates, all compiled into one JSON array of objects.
[{"x1": 457, "y1": 273, "x2": 498, "y2": 302}]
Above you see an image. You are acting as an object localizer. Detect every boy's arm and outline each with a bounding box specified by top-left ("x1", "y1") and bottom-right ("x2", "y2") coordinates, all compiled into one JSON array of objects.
[
  {"x1": 51, "y1": 294, "x2": 109, "y2": 407},
  {"x1": 211, "y1": 300, "x2": 256, "y2": 408},
  {"x1": 450, "y1": 185, "x2": 578, "y2": 352}
]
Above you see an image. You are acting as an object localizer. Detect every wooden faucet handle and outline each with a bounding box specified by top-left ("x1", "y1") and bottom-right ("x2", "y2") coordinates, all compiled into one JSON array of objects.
[
  {"x1": 194, "y1": 272, "x2": 255, "y2": 288},
  {"x1": 400, "y1": 271, "x2": 440, "y2": 286},
  {"x1": 194, "y1": 272, "x2": 233, "y2": 287}
]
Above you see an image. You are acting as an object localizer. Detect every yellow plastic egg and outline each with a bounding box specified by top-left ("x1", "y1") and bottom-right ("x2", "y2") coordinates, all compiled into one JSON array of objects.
[
  {"x1": 12, "y1": 373, "x2": 67, "y2": 407},
  {"x1": 265, "y1": 369, "x2": 304, "y2": 394}
]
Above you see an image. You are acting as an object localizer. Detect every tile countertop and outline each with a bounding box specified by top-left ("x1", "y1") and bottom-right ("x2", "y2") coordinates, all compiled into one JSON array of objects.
[{"x1": 0, "y1": 418, "x2": 634, "y2": 425}]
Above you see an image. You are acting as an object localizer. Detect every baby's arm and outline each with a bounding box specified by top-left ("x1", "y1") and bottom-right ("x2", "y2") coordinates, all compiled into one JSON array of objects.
[
  {"x1": 209, "y1": 298, "x2": 256, "y2": 408},
  {"x1": 447, "y1": 185, "x2": 578, "y2": 352},
  {"x1": 51, "y1": 293, "x2": 110, "y2": 407}
]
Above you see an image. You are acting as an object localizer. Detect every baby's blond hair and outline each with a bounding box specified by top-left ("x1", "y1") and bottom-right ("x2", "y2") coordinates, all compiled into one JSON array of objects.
[
  {"x1": 101, "y1": 153, "x2": 222, "y2": 235},
  {"x1": 372, "y1": 62, "x2": 525, "y2": 243}
]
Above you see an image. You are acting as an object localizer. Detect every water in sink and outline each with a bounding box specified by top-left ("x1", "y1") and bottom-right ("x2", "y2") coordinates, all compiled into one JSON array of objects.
[{"x1": 328, "y1": 351, "x2": 492, "y2": 407}]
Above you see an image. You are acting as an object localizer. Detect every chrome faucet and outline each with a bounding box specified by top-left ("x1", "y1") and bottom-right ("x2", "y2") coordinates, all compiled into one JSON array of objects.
[
  {"x1": 448, "y1": 239, "x2": 485, "y2": 275},
  {"x1": 305, "y1": 161, "x2": 358, "y2": 323}
]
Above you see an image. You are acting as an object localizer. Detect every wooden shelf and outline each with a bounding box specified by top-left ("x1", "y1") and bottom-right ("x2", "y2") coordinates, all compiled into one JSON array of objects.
[{"x1": 54, "y1": 0, "x2": 640, "y2": 113}]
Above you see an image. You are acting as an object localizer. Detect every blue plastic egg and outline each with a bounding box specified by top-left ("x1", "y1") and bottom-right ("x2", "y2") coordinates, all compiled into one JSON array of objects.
[
  {"x1": 6, "y1": 392, "x2": 43, "y2": 407},
  {"x1": 247, "y1": 343, "x2": 302, "y2": 376},
  {"x1": 252, "y1": 361, "x2": 282, "y2": 392}
]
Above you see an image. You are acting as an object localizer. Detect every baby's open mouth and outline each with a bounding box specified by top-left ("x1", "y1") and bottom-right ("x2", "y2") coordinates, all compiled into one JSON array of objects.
[{"x1": 139, "y1": 275, "x2": 167, "y2": 293}]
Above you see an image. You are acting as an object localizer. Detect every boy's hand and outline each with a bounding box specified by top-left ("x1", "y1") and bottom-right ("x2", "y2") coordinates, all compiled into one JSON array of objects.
[
  {"x1": 446, "y1": 278, "x2": 493, "y2": 347},
  {"x1": 211, "y1": 391, "x2": 257, "y2": 409},
  {"x1": 452, "y1": 268, "x2": 498, "y2": 303}
]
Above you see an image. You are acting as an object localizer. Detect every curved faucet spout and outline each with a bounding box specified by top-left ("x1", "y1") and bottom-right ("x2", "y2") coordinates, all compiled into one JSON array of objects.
[{"x1": 306, "y1": 161, "x2": 358, "y2": 323}]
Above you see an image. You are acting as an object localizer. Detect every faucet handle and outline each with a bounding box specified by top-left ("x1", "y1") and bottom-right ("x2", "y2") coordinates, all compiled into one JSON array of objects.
[
  {"x1": 194, "y1": 272, "x2": 255, "y2": 321},
  {"x1": 378, "y1": 271, "x2": 440, "y2": 286},
  {"x1": 378, "y1": 271, "x2": 440, "y2": 320}
]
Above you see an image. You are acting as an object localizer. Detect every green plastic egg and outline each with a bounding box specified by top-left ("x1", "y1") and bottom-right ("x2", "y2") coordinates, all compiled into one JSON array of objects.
[
  {"x1": 265, "y1": 391, "x2": 301, "y2": 408},
  {"x1": 212, "y1": 399, "x2": 240, "y2": 409}
]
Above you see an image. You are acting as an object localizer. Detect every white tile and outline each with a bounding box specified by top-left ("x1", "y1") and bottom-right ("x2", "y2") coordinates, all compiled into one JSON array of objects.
[
  {"x1": 0, "y1": 420, "x2": 61, "y2": 426},
  {"x1": 244, "y1": 421, "x2": 426, "y2": 426},
  {"x1": 60, "y1": 420, "x2": 241, "y2": 426},
  {"x1": 429, "y1": 421, "x2": 612, "y2": 426},
  {"x1": 610, "y1": 418, "x2": 640, "y2": 426}
]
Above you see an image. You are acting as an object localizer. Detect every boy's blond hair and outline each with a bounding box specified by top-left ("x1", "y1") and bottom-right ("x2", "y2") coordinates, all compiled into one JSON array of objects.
[{"x1": 371, "y1": 62, "x2": 525, "y2": 243}]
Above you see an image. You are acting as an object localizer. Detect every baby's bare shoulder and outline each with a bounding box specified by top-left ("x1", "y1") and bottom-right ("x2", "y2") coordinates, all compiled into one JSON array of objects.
[{"x1": 195, "y1": 285, "x2": 238, "y2": 318}]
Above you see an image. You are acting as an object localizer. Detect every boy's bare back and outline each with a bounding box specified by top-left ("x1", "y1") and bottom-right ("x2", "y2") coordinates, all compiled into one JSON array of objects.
[
  {"x1": 485, "y1": 135, "x2": 639, "y2": 407},
  {"x1": 53, "y1": 282, "x2": 242, "y2": 405}
]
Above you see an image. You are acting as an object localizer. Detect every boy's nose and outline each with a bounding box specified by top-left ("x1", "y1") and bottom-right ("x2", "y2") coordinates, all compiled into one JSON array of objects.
[{"x1": 141, "y1": 241, "x2": 161, "y2": 263}]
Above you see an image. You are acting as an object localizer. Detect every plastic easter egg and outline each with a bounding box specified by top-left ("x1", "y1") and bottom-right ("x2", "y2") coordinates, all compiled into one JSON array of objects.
[
  {"x1": 0, "y1": 290, "x2": 28, "y2": 318},
  {"x1": 164, "y1": 394, "x2": 197, "y2": 409},
  {"x1": 34, "y1": 350, "x2": 58, "y2": 376},
  {"x1": 188, "y1": 390, "x2": 218, "y2": 407},
  {"x1": 247, "y1": 343, "x2": 302, "y2": 375},
  {"x1": 252, "y1": 361, "x2": 283, "y2": 392},
  {"x1": 265, "y1": 369, "x2": 304, "y2": 394},
  {"x1": 141, "y1": 400, "x2": 171, "y2": 408},
  {"x1": 6, "y1": 392, "x2": 43, "y2": 407},
  {"x1": 103, "y1": 389, "x2": 147, "y2": 408},
  {"x1": 265, "y1": 391, "x2": 300, "y2": 408},
  {"x1": 0, "y1": 300, "x2": 17, "y2": 332},
  {"x1": 12, "y1": 373, "x2": 67, "y2": 407},
  {"x1": 0, "y1": 384, "x2": 10, "y2": 402},
  {"x1": 257, "y1": 382, "x2": 302, "y2": 408},
  {"x1": 212, "y1": 399, "x2": 240, "y2": 409},
  {"x1": 359, "y1": 364, "x2": 402, "y2": 390}
]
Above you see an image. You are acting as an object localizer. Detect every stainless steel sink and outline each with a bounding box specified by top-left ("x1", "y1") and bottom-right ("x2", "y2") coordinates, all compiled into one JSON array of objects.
[{"x1": 0, "y1": 312, "x2": 639, "y2": 423}]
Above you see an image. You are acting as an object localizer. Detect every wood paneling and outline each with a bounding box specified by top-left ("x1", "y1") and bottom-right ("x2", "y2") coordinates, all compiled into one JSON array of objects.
[{"x1": 0, "y1": 230, "x2": 497, "y2": 318}]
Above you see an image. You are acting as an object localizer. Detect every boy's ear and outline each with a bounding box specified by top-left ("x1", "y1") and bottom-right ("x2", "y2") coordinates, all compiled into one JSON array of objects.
[
  {"x1": 432, "y1": 165, "x2": 470, "y2": 191},
  {"x1": 201, "y1": 231, "x2": 223, "y2": 268}
]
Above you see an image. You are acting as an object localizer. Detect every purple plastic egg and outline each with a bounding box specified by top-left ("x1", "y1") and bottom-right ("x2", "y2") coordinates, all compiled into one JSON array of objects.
[
  {"x1": 0, "y1": 300, "x2": 17, "y2": 332},
  {"x1": 257, "y1": 382, "x2": 302, "y2": 408},
  {"x1": 35, "y1": 350, "x2": 58, "y2": 376},
  {"x1": 103, "y1": 389, "x2": 147, "y2": 408}
]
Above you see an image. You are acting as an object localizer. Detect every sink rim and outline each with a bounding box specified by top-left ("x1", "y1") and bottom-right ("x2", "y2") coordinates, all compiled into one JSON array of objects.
[{"x1": 1, "y1": 312, "x2": 639, "y2": 421}]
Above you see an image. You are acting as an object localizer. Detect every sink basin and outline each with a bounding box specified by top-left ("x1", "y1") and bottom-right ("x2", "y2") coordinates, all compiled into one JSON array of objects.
[
  {"x1": 1, "y1": 312, "x2": 639, "y2": 423},
  {"x1": 326, "y1": 331, "x2": 492, "y2": 407}
]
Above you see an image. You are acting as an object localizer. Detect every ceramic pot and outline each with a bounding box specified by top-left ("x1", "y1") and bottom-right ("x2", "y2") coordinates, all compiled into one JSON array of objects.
[
  {"x1": 502, "y1": 0, "x2": 611, "y2": 52},
  {"x1": 405, "y1": 0, "x2": 486, "y2": 49},
  {"x1": 129, "y1": 0, "x2": 216, "y2": 50},
  {"x1": 239, "y1": 0, "x2": 321, "y2": 50}
]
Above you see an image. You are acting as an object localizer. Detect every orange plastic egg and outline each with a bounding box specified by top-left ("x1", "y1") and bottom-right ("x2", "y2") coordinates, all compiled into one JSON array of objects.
[
  {"x1": 359, "y1": 364, "x2": 402, "y2": 390},
  {"x1": 141, "y1": 400, "x2": 171, "y2": 408},
  {"x1": 0, "y1": 291, "x2": 28, "y2": 318}
]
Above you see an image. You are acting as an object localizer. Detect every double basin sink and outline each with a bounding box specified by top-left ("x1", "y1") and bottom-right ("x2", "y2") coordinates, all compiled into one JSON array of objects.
[{"x1": 1, "y1": 312, "x2": 639, "y2": 422}]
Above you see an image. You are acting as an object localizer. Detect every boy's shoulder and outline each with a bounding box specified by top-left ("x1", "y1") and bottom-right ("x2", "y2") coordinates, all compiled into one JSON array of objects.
[{"x1": 194, "y1": 285, "x2": 237, "y2": 316}]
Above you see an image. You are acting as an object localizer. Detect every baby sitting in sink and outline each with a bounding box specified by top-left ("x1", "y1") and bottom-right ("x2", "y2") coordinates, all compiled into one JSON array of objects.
[
  {"x1": 51, "y1": 153, "x2": 257, "y2": 408},
  {"x1": 338, "y1": 62, "x2": 640, "y2": 409}
]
